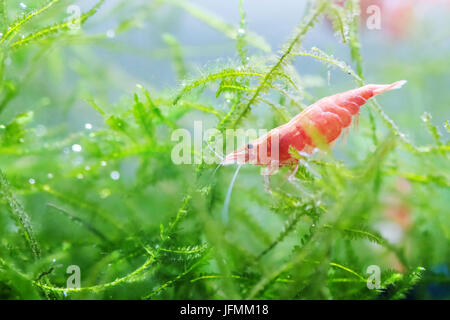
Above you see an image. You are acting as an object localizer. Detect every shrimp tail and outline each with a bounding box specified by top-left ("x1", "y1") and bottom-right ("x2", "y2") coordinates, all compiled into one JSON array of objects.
[{"x1": 372, "y1": 80, "x2": 407, "y2": 95}]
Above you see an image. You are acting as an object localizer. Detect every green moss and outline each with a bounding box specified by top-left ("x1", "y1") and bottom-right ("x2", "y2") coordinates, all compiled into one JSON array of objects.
[{"x1": 0, "y1": 0, "x2": 448, "y2": 300}]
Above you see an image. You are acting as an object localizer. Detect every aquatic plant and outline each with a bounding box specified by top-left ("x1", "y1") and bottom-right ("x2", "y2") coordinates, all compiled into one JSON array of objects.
[{"x1": 0, "y1": 0, "x2": 448, "y2": 299}]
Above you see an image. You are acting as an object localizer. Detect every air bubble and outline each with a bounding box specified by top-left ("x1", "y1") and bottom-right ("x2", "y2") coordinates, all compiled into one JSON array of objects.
[
  {"x1": 19, "y1": 3, "x2": 27, "y2": 9},
  {"x1": 85, "y1": 123, "x2": 93, "y2": 130},
  {"x1": 72, "y1": 144, "x2": 82, "y2": 152},
  {"x1": 110, "y1": 171, "x2": 120, "y2": 180},
  {"x1": 106, "y1": 29, "x2": 115, "y2": 38},
  {"x1": 421, "y1": 112, "x2": 431, "y2": 122},
  {"x1": 28, "y1": 178, "x2": 35, "y2": 185}
]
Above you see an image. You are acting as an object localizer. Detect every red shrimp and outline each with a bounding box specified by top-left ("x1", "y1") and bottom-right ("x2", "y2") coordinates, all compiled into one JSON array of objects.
[{"x1": 221, "y1": 80, "x2": 407, "y2": 175}]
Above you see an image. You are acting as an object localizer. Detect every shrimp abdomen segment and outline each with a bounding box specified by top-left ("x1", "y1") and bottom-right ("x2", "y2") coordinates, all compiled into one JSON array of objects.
[
  {"x1": 318, "y1": 98, "x2": 352, "y2": 127},
  {"x1": 302, "y1": 107, "x2": 343, "y2": 143},
  {"x1": 294, "y1": 81, "x2": 407, "y2": 146},
  {"x1": 324, "y1": 80, "x2": 407, "y2": 117}
]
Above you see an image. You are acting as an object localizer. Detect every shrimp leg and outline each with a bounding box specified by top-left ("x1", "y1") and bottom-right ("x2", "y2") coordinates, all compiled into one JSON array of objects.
[
  {"x1": 288, "y1": 162, "x2": 300, "y2": 181},
  {"x1": 262, "y1": 161, "x2": 280, "y2": 193},
  {"x1": 263, "y1": 175, "x2": 272, "y2": 194}
]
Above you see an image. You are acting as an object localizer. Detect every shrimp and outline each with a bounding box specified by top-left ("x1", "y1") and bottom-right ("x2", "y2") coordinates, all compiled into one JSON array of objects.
[{"x1": 221, "y1": 80, "x2": 407, "y2": 176}]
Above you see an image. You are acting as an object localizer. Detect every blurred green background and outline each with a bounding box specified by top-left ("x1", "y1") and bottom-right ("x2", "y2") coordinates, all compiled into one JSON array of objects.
[{"x1": 0, "y1": 0, "x2": 449, "y2": 299}]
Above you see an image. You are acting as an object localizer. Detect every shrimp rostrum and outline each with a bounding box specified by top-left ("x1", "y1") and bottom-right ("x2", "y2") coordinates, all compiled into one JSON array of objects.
[{"x1": 222, "y1": 80, "x2": 407, "y2": 177}]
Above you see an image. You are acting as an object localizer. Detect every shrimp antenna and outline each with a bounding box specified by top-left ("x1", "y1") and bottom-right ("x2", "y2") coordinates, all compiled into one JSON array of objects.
[
  {"x1": 205, "y1": 140, "x2": 225, "y2": 178},
  {"x1": 212, "y1": 163, "x2": 223, "y2": 176},
  {"x1": 205, "y1": 140, "x2": 224, "y2": 161},
  {"x1": 222, "y1": 164, "x2": 242, "y2": 224}
]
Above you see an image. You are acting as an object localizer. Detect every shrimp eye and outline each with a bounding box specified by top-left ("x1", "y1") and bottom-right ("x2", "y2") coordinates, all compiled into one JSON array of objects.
[{"x1": 247, "y1": 144, "x2": 254, "y2": 149}]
